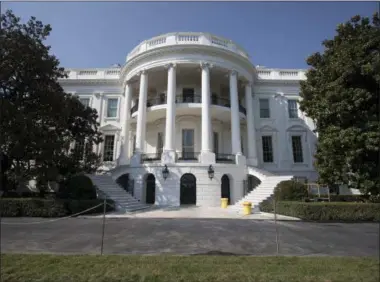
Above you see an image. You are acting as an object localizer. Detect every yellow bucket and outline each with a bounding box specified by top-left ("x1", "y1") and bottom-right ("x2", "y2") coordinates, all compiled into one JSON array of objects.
[
  {"x1": 221, "y1": 198, "x2": 229, "y2": 208},
  {"x1": 242, "y1": 201, "x2": 252, "y2": 215}
]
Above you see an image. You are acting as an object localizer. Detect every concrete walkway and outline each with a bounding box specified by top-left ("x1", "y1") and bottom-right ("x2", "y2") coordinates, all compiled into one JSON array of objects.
[{"x1": 80, "y1": 206, "x2": 301, "y2": 221}]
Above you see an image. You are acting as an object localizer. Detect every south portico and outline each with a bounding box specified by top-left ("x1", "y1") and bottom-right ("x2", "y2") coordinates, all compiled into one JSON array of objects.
[{"x1": 117, "y1": 61, "x2": 259, "y2": 168}]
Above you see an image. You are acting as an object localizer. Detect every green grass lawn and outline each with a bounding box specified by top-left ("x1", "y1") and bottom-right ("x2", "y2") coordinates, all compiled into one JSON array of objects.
[{"x1": 1, "y1": 254, "x2": 379, "y2": 282}]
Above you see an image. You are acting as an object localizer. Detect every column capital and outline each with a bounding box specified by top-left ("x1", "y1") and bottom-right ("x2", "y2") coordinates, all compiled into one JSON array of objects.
[
  {"x1": 164, "y1": 63, "x2": 177, "y2": 70},
  {"x1": 243, "y1": 80, "x2": 253, "y2": 88},
  {"x1": 200, "y1": 62, "x2": 213, "y2": 70},
  {"x1": 229, "y1": 69, "x2": 238, "y2": 76},
  {"x1": 137, "y1": 69, "x2": 148, "y2": 76}
]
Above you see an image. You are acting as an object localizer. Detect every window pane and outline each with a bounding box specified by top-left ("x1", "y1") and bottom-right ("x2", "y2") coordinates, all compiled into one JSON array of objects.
[
  {"x1": 107, "y1": 98, "x2": 118, "y2": 117},
  {"x1": 288, "y1": 100, "x2": 298, "y2": 118},
  {"x1": 292, "y1": 136, "x2": 303, "y2": 163},
  {"x1": 103, "y1": 135, "x2": 115, "y2": 161},
  {"x1": 157, "y1": 132, "x2": 163, "y2": 154},
  {"x1": 262, "y1": 136, "x2": 273, "y2": 163},
  {"x1": 259, "y1": 99, "x2": 270, "y2": 118},
  {"x1": 79, "y1": 98, "x2": 90, "y2": 107}
]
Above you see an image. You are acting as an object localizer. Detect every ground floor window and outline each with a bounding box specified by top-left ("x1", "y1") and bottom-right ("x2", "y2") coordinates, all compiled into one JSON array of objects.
[
  {"x1": 291, "y1": 136, "x2": 303, "y2": 163},
  {"x1": 262, "y1": 136, "x2": 273, "y2": 163},
  {"x1": 103, "y1": 135, "x2": 115, "y2": 161}
]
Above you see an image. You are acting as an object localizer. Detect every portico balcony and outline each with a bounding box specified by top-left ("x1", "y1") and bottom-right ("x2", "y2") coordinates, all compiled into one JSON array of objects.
[
  {"x1": 130, "y1": 94, "x2": 246, "y2": 116},
  {"x1": 141, "y1": 151, "x2": 236, "y2": 164}
]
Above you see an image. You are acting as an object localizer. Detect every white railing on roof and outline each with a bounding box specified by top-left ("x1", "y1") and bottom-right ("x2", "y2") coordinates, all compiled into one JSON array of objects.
[
  {"x1": 126, "y1": 32, "x2": 250, "y2": 61},
  {"x1": 61, "y1": 68, "x2": 121, "y2": 80},
  {"x1": 257, "y1": 69, "x2": 307, "y2": 81}
]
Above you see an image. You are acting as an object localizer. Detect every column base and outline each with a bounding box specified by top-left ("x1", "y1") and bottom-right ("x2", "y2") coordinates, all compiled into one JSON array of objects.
[
  {"x1": 161, "y1": 150, "x2": 176, "y2": 164},
  {"x1": 247, "y1": 157, "x2": 258, "y2": 166},
  {"x1": 200, "y1": 151, "x2": 215, "y2": 164},
  {"x1": 117, "y1": 144, "x2": 130, "y2": 166},
  {"x1": 235, "y1": 153, "x2": 246, "y2": 166},
  {"x1": 130, "y1": 152, "x2": 142, "y2": 167}
]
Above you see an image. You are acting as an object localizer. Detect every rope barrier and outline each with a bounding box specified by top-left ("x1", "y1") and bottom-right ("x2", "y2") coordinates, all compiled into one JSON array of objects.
[{"x1": 0, "y1": 203, "x2": 104, "y2": 225}]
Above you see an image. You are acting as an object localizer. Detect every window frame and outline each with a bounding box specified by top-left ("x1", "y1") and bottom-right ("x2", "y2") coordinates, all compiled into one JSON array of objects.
[
  {"x1": 105, "y1": 96, "x2": 120, "y2": 119},
  {"x1": 261, "y1": 135, "x2": 274, "y2": 163},
  {"x1": 103, "y1": 134, "x2": 116, "y2": 162},
  {"x1": 259, "y1": 98, "x2": 270, "y2": 118},
  {"x1": 291, "y1": 135, "x2": 304, "y2": 163},
  {"x1": 288, "y1": 99, "x2": 299, "y2": 119}
]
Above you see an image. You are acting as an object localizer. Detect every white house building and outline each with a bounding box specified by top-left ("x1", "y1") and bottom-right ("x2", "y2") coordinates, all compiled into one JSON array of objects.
[{"x1": 59, "y1": 32, "x2": 318, "y2": 212}]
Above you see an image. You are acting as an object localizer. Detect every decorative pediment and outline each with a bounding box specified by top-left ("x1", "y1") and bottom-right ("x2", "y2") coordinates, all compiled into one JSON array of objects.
[
  {"x1": 99, "y1": 124, "x2": 121, "y2": 132},
  {"x1": 258, "y1": 125, "x2": 277, "y2": 132},
  {"x1": 286, "y1": 125, "x2": 307, "y2": 132}
]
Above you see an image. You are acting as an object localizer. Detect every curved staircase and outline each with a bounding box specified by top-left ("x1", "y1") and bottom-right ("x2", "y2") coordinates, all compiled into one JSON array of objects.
[{"x1": 87, "y1": 174, "x2": 151, "y2": 213}]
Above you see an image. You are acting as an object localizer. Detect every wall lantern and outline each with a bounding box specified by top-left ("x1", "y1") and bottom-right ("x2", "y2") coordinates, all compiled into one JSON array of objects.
[
  {"x1": 162, "y1": 164, "x2": 169, "y2": 180},
  {"x1": 208, "y1": 165, "x2": 214, "y2": 180}
]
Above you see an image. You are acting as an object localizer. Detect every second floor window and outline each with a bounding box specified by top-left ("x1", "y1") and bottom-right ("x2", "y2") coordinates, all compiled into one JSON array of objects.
[
  {"x1": 259, "y1": 99, "x2": 270, "y2": 118},
  {"x1": 262, "y1": 136, "x2": 273, "y2": 163},
  {"x1": 107, "y1": 98, "x2": 118, "y2": 118},
  {"x1": 79, "y1": 98, "x2": 90, "y2": 108},
  {"x1": 288, "y1": 100, "x2": 298, "y2": 118},
  {"x1": 103, "y1": 135, "x2": 115, "y2": 161}
]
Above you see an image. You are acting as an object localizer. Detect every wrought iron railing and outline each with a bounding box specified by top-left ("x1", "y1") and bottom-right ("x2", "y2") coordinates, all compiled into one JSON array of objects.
[
  {"x1": 177, "y1": 151, "x2": 200, "y2": 162},
  {"x1": 141, "y1": 152, "x2": 162, "y2": 163},
  {"x1": 215, "y1": 153, "x2": 235, "y2": 164},
  {"x1": 130, "y1": 94, "x2": 246, "y2": 115}
]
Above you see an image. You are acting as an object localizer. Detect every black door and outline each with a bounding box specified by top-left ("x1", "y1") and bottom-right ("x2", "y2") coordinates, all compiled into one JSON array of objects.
[
  {"x1": 146, "y1": 174, "x2": 155, "y2": 204},
  {"x1": 180, "y1": 173, "x2": 196, "y2": 205},
  {"x1": 221, "y1": 175, "x2": 230, "y2": 204},
  {"x1": 182, "y1": 88, "x2": 194, "y2": 102}
]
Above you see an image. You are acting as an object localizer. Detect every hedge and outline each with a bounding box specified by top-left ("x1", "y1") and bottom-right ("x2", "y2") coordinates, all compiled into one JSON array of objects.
[
  {"x1": 259, "y1": 200, "x2": 380, "y2": 222},
  {"x1": 0, "y1": 198, "x2": 115, "y2": 217}
]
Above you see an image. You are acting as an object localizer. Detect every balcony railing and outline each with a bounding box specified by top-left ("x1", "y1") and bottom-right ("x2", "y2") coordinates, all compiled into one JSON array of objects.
[
  {"x1": 176, "y1": 151, "x2": 200, "y2": 162},
  {"x1": 141, "y1": 152, "x2": 162, "y2": 163},
  {"x1": 215, "y1": 153, "x2": 235, "y2": 164},
  {"x1": 131, "y1": 94, "x2": 246, "y2": 115}
]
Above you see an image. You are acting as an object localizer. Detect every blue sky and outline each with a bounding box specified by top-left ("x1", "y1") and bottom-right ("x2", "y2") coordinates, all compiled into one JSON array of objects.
[{"x1": 3, "y1": 1, "x2": 377, "y2": 69}]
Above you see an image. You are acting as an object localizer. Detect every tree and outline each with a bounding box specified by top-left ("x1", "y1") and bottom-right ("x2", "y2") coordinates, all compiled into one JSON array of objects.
[
  {"x1": 299, "y1": 13, "x2": 380, "y2": 195},
  {"x1": 0, "y1": 10, "x2": 103, "y2": 191}
]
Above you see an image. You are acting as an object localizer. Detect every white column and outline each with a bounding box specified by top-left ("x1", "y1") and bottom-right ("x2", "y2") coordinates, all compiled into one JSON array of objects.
[
  {"x1": 245, "y1": 82, "x2": 258, "y2": 166},
  {"x1": 162, "y1": 63, "x2": 177, "y2": 163},
  {"x1": 200, "y1": 62, "x2": 215, "y2": 164},
  {"x1": 134, "y1": 70, "x2": 148, "y2": 158},
  {"x1": 229, "y1": 70, "x2": 242, "y2": 155},
  {"x1": 118, "y1": 82, "x2": 132, "y2": 165}
]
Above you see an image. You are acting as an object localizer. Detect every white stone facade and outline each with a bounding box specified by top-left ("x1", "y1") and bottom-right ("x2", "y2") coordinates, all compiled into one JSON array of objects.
[{"x1": 59, "y1": 32, "x2": 318, "y2": 207}]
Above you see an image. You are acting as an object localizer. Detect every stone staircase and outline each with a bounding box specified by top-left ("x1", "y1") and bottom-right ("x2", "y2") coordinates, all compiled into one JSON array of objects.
[
  {"x1": 229, "y1": 174, "x2": 293, "y2": 214},
  {"x1": 87, "y1": 174, "x2": 151, "y2": 213}
]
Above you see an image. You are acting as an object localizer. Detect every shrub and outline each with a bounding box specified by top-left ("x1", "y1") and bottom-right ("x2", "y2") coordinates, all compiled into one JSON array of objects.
[
  {"x1": 0, "y1": 198, "x2": 115, "y2": 217},
  {"x1": 64, "y1": 174, "x2": 97, "y2": 200},
  {"x1": 259, "y1": 200, "x2": 380, "y2": 222},
  {"x1": 273, "y1": 180, "x2": 308, "y2": 201}
]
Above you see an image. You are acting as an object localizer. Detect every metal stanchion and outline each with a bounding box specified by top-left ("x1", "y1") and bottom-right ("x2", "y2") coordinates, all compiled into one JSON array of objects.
[{"x1": 100, "y1": 197, "x2": 106, "y2": 255}]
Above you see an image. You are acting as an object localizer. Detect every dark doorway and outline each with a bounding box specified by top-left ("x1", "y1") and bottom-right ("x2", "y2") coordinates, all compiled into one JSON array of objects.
[
  {"x1": 221, "y1": 175, "x2": 231, "y2": 204},
  {"x1": 180, "y1": 173, "x2": 196, "y2": 205},
  {"x1": 145, "y1": 174, "x2": 156, "y2": 204},
  {"x1": 116, "y1": 174, "x2": 133, "y2": 195},
  {"x1": 182, "y1": 88, "x2": 195, "y2": 102}
]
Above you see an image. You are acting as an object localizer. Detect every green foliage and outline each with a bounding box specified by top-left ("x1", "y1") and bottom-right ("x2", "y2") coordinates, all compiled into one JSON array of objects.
[
  {"x1": 63, "y1": 175, "x2": 97, "y2": 200},
  {"x1": 259, "y1": 200, "x2": 380, "y2": 221},
  {"x1": 273, "y1": 180, "x2": 308, "y2": 201},
  {"x1": 299, "y1": 13, "x2": 380, "y2": 195},
  {"x1": 0, "y1": 10, "x2": 102, "y2": 191},
  {"x1": 0, "y1": 198, "x2": 114, "y2": 217}
]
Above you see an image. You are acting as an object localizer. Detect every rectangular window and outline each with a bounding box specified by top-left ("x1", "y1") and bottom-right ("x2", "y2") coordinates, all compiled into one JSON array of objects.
[
  {"x1": 157, "y1": 132, "x2": 163, "y2": 155},
  {"x1": 259, "y1": 98, "x2": 270, "y2": 118},
  {"x1": 74, "y1": 138, "x2": 85, "y2": 161},
  {"x1": 103, "y1": 135, "x2": 115, "y2": 161},
  {"x1": 107, "y1": 98, "x2": 118, "y2": 118},
  {"x1": 182, "y1": 88, "x2": 195, "y2": 103},
  {"x1": 262, "y1": 136, "x2": 273, "y2": 163},
  {"x1": 213, "y1": 132, "x2": 219, "y2": 154},
  {"x1": 292, "y1": 136, "x2": 304, "y2": 163},
  {"x1": 288, "y1": 100, "x2": 298, "y2": 118},
  {"x1": 182, "y1": 129, "x2": 195, "y2": 159},
  {"x1": 79, "y1": 98, "x2": 90, "y2": 108}
]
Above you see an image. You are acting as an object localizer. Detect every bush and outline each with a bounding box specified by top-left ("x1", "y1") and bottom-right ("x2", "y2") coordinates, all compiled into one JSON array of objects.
[
  {"x1": 63, "y1": 174, "x2": 97, "y2": 200},
  {"x1": 0, "y1": 198, "x2": 115, "y2": 217},
  {"x1": 259, "y1": 200, "x2": 380, "y2": 222},
  {"x1": 273, "y1": 180, "x2": 308, "y2": 201}
]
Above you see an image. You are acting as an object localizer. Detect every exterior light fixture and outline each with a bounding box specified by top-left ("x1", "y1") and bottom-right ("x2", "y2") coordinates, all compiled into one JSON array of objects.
[
  {"x1": 208, "y1": 165, "x2": 214, "y2": 180},
  {"x1": 162, "y1": 164, "x2": 169, "y2": 180}
]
